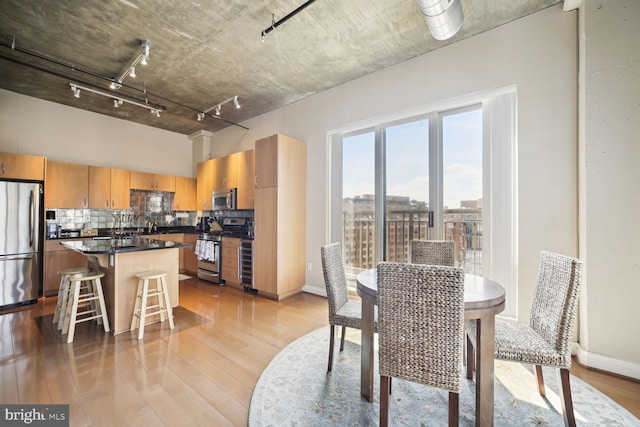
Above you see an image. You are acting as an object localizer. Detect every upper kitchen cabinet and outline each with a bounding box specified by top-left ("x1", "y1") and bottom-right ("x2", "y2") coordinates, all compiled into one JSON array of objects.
[
  {"x1": 130, "y1": 171, "x2": 176, "y2": 192},
  {"x1": 45, "y1": 161, "x2": 89, "y2": 208},
  {"x1": 0, "y1": 152, "x2": 46, "y2": 181},
  {"x1": 173, "y1": 176, "x2": 196, "y2": 211},
  {"x1": 213, "y1": 153, "x2": 238, "y2": 190},
  {"x1": 196, "y1": 159, "x2": 215, "y2": 210},
  {"x1": 236, "y1": 149, "x2": 255, "y2": 209},
  {"x1": 254, "y1": 135, "x2": 279, "y2": 188},
  {"x1": 253, "y1": 134, "x2": 306, "y2": 300},
  {"x1": 88, "y1": 167, "x2": 131, "y2": 209}
]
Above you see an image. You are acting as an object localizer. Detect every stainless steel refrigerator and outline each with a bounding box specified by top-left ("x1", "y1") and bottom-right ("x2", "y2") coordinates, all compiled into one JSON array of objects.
[{"x1": 0, "y1": 180, "x2": 42, "y2": 310}]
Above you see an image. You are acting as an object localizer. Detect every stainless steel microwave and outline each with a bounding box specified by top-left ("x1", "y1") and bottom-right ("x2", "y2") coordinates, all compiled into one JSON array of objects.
[{"x1": 212, "y1": 188, "x2": 237, "y2": 211}]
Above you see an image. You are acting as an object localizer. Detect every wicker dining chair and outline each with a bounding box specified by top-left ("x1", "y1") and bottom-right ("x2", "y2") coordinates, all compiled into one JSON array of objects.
[
  {"x1": 410, "y1": 240, "x2": 455, "y2": 266},
  {"x1": 320, "y1": 242, "x2": 377, "y2": 372},
  {"x1": 466, "y1": 251, "x2": 583, "y2": 427},
  {"x1": 377, "y1": 262, "x2": 465, "y2": 427}
]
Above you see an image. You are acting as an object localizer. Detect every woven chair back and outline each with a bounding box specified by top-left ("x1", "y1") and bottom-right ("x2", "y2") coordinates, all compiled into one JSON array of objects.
[
  {"x1": 410, "y1": 240, "x2": 455, "y2": 266},
  {"x1": 321, "y1": 242, "x2": 350, "y2": 323},
  {"x1": 377, "y1": 262, "x2": 465, "y2": 393},
  {"x1": 529, "y1": 251, "x2": 583, "y2": 364}
]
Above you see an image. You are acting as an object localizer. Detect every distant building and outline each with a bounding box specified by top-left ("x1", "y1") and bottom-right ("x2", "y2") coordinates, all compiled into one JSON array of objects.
[{"x1": 342, "y1": 195, "x2": 482, "y2": 276}]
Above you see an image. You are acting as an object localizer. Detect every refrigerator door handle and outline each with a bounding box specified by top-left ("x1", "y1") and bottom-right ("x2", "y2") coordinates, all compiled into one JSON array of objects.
[
  {"x1": 29, "y1": 188, "x2": 35, "y2": 248},
  {"x1": 0, "y1": 255, "x2": 33, "y2": 261}
]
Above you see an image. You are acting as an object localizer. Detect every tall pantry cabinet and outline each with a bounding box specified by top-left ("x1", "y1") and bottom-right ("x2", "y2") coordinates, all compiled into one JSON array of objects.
[{"x1": 254, "y1": 134, "x2": 306, "y2": 300}]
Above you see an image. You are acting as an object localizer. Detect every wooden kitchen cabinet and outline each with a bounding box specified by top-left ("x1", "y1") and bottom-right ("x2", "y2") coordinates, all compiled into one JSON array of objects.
[
  {"x1": 196, "y1": 159, "x2": 215, "y2": 210},
  {"x1": 89, "y1": 166, "x2": 130, "y2": 209},
  {"x1": 213, "y1": 153, "x2": 238, "y2": 190},
  {"x1": 43, "y1": 239, "x2": 89, "y2": 297},
  {"x1": 182, "y1": 234, "x2": 198, "y2": 274},
  {"x1": 221, "y1": 237, "x2": 241, "y2": 286},
  {"x1": 173, "y1": 176, "x2": 196, "y2": 210},
  {"x1": 0, "y1": 151, "x2": 46, "y2": 181},
  {"x1": 45, "y1": 161, "x2": 89, "y2": 208},
  {"x1": 254, "y1": 135, "x2": 279, "y2": 188},
  {"x1": 236, "y1": 149, "x2": 255, "y2": 209},
  {"x1": 253, "y1": 134, "x2": 306, "y2": 300},
  {"x1": 130, "y1": 171, "x2": 176, "y2": 192}
]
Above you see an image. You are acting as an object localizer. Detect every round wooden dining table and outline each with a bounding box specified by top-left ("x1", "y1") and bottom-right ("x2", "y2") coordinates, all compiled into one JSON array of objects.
[{"x1": 357, "y1": 269, "x2": 505, "y2": 427}]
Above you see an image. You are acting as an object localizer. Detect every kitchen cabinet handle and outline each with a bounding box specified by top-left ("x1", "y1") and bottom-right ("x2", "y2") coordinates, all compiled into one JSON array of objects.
[
  {"x1": 1, "y1": 162, "x2": 5, "y2": 174},
  {"x1": 237, "y1": 246, "x2": 242, "y2": 279},
  {"x1": 254, "y1": 175, "x2": 258, "y2": 187},
  {"x1": 106, "y1": 198, "x2": 110, "y2": 208},
  {"x1": 112, "y1": 198, "x2": 115, "y2": 207}
]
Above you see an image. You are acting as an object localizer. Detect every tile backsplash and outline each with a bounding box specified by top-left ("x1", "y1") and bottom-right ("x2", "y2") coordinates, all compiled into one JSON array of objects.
[{"x1": 49, "y1": 190, "x2": 196, "y2": 230}]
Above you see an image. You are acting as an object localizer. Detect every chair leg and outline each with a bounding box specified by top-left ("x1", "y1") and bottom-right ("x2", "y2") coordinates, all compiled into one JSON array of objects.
[
  {"x1": 339, "y1": 325, "x2": 346, "y2": 351},
  {"x1": 535, "y1": 365, "x2": 546, "y2": 396},
  {"x1": 327, "y1": 325, "x2": 335, "y2": 372},
  {"x1": 380, "y1": 376, "x2": 390, "y2": 427},
  {"x1": 559, "y1": 368, "x2": 576, "y2": 427},
  {"x1": 448, "y1": 391, "x2": 459, "y2": 427},
  {"x1": 466, "y1": 334, "x2": 475, "y2": 379}
]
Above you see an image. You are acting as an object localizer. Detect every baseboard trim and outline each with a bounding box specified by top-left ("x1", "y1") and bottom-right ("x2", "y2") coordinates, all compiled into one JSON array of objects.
[
  {"x1": 302, "y1": 284, "x2": 326, "y2": 297},
  {"x1": 573, "y1": 343, "x2": 640, "y2": 381}
]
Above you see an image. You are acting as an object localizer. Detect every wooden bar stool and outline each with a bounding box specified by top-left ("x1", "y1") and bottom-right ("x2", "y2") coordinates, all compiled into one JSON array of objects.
[
  {"x1": 53, "y1": 267, "x2": 90, "y2": 329},
  {"x1": 62, "y1": 271, "x2": 110, "y2": 344},
  {"x1": 130, "y1": 271, "x2": 174, "y2": 340}
]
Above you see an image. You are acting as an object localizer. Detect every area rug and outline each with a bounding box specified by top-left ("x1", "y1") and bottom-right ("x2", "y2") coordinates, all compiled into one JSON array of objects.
[{"x1": 249, "y1": 327, "x2": 639, "y2": 426}]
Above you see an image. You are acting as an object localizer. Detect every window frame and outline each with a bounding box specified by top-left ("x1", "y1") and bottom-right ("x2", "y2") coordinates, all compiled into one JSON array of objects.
[{"x1": 328, "y1": 86, "x2": 518, "y2": 318}]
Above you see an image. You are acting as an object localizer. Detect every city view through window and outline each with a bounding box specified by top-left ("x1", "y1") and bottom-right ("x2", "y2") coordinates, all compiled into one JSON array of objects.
[{"x1": 341, "y1": 108, "x2": 483, "y2": 282}]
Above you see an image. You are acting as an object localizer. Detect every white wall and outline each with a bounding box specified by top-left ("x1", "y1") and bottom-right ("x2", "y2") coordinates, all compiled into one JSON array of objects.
[
  {"x1": 0, "y1": 89, "x2": 192, "y2": 177},
  {"x1": 577, "y1": 0, "x2": 640, "y2": 375},
  {"x1": 212, "y1": 5, "x2": 578, "y2": 324}
]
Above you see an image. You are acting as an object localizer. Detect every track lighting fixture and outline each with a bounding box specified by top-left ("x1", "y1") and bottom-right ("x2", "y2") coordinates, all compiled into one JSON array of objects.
[
  {"x1": 68, "y1": 82, "x2": 165, "y2": 116},
  {"x1": 204, "y1": 95, "x2": 241, "y2": 117},
  {"x1": 197, "y1": 112, "x2": 205, "y2": 121},
  {"x1": 112, "y1": 39, "x2": 152, "y2": 88},
  {"x1": 261, "y1": 0, "x2": 317, "y2": 42},
  {"x1": 4, "y1": 37, "x2": 249, "y2": 130}
]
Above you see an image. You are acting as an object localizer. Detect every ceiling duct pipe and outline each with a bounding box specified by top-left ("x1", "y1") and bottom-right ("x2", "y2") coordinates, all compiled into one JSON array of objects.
[{"x1": 417, "y1": 0, "x2": 464, "y2": 40}]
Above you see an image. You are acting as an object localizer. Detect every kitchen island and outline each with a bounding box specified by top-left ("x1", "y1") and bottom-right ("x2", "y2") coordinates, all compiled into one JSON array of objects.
[{"x1": 61, "y1": 237, "x2": 191, "y2": 334}]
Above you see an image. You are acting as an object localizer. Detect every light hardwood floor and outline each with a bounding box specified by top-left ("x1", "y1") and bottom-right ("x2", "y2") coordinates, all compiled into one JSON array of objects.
[{"x1": 1, "y1": 278, "x2": 638, "y2": 426}]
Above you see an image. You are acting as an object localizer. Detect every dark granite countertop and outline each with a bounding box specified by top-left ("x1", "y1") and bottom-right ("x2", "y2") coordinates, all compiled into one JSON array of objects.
[
  {"x1": 60, "y1": 237, "x2": 191, "y2": 254},
  {"x1": 47, "y1": 226, "x2": 200, "y2": 241}
]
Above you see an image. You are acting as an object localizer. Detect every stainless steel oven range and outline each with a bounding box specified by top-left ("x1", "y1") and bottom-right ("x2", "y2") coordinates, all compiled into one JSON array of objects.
[{"x1": 196, "y1": 233, "x2": 222, "y2": 284}]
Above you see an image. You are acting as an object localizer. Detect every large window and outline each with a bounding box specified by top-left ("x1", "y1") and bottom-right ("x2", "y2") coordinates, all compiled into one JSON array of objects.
[
  {"x1": 340, "y1": 106, "x2": 482, "y2": 276},
  {"x1": 331, "y1": 89, "x2": 517, "y2": 318}
]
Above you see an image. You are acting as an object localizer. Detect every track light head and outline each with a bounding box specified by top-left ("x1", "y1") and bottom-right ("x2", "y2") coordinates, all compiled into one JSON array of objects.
[
  {"x1": 197, "y1": 112, "x2": 205, "y2": 122},
  {"x1": 215, "y1": 105, "x2": 221, "y2": 116},
  {"x1": 233, "y1": 96, "x2": 240, "y2": 109},
  {"x1": 141, "y1": 40, "x2": 152, "y2": 60},
  {"x1": 129, "y1": 66, "x2": 136, "y2": 78},
  {"x1": 70, "y1": 84, "x2": 81, "y2": 98},
  {"x1": 114, "y1": 99, "x2": 123, "y2": 108},
  {"x1": 150, "y1": 109, "x2": 161, "y2": 118}
]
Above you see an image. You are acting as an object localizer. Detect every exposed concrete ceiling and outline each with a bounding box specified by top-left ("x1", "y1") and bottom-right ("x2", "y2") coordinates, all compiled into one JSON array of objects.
[{"x1": 0, "y1": 0, "x2": 560, "y2": 135}]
